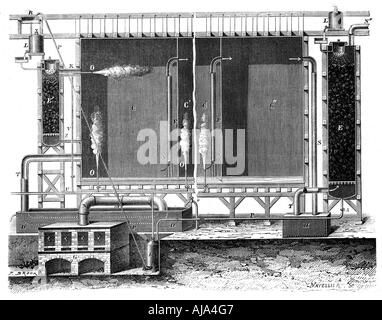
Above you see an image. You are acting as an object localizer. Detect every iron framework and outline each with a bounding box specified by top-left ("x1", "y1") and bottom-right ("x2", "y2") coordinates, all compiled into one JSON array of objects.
[{"x1": 10, "y1": 10, "x2": 371, "y2": 224}]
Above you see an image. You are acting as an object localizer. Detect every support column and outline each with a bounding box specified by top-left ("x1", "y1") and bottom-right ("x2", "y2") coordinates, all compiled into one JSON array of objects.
[
  {"x1": 264, "y1": 188, "x2": 271, "y2": 226},
  {"x1": 228, "y1": 188, "x2": 236, "y2": 226}
]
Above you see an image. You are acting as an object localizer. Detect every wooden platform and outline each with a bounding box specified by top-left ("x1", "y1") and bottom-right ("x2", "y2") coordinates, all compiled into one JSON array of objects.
[{"x1": 161, "y1": 216, "x2": 375, "y2": 241}]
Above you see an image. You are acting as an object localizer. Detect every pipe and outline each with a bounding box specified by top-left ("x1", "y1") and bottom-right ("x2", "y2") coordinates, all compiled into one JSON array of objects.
[
  {"x1": 166, "y1": 57, "x2": 188, "y2": 176},
  {"x1": 289, "y1": 56, "x2": 318, "y2": 214},
  {"x1": 322, "y1": 25, "x2": 329, "y2": 43},
  {"x1": 191, "y1": 198, "x2": 199, "y2": 230},
  {"x1": 167, "y1": 72, "x2": 172, "y2": 177},
  {"x1": 20, "y1": 154, "x2": 81, "y2": 212},
  {"x1": 348, "y1": 22, "x2": 370, "y2": 45},
  {"x1": 210, "y1": 71, "x2": 215, "y2": 175},
  {"x1": 309, "y1": 58, "x2": 318, "y2": 215},
  {"x1": 78, "y1": 195, "x2": 168, "y2": 226},
  {"x1": 20, "y1": 62, "x2": 40, "y2": 71},
  {"x1": 209, "y1": 56, "x2": 232, "y2": 175},
  {"x1": 20, "y1": 178, "x2": 29, "y2": 212},
  {"x1": 293, "y1": 187, "x2": 328, "y2": 216}
]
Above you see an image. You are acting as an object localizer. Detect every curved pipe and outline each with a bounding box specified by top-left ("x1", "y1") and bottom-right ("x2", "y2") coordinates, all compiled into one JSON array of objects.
[
  {"x1": 166, "y1": 57, "x2": 188, "y2": 76},
  {"x1": 293, "y1": 187, "x2": 328, "y2": 216},
  {"x1": 290, "y1": 56, "x2": 316, "y2": 72},
  {"x1": 21, "y1": 63, "x2": 40, "y2": 71},
  {"x1": 78, "y1": 195, "x2": 168, "y2": 226},
  {"x1": 348, "y1": 22, "x2": 370, "y2": 45},
  {"x1": 21, "y1": 154, "x2": 81, "y2": 179},
  {"x1": 20, "y1": 154, "x2": 81, "y2": 212},
  {"x1": 209, "y1": 56, "x2": 232, "y2": 74},
  {"x1": 209, "y1": 56, "x2": 232, "y2": 175},
  {"x1": 166, "y1": 56, "x2": 188, "y2": 176}
]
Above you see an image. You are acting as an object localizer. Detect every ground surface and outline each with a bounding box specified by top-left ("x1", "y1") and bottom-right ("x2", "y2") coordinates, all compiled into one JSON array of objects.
[{"x1": 9, "y1": 238, "x2": 376, "y2": 292}]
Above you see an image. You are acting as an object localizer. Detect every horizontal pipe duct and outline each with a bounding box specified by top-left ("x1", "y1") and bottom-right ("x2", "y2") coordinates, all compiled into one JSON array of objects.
[{"x1": 78, "y1": 195, "x2": 168, "y2": 226}]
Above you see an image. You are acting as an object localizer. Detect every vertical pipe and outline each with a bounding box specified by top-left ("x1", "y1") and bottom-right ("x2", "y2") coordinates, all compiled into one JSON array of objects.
[
  {"x1": 185, "y1": 163, "x2": 188, "y2": 189},
  {"x1": 21, "y1": 178, "x2": 29, "y2": 212},
  {"x1": 166, "y1": 15, "x2": 168, "y2": 35},
  {"x1": 79, "y1": 210, "x2": 89, "y2": 226},
  {"x1": 263, "y1": 16, "x2": 266, "y2": 36},
  {"x1": 166, "y1": 57, "x2": 189, "y2": 177},
  {"x1": 204, "y1": 167, "x2": 207, "y2": 190},
  {"x1": 151, "y1": 195, "x2": 155, "y2": 240},
  {"x1": 116, "y1": 16, "x2": 119, "y2": 36},
  {"x1": 302, "y1": 14, "x2": 305, "y2": 34},
  {"x1": 167, "y1": 74, "x2": 172, "y2": 177},
  {"x1": 210, "y1": 71, "x2": 216, "y2": 175},
  {"x1": 210, "y1": 14, "x2": 212, "y2": 36},
  {"x1": 234, "y1": 15, "x2": 236, "y2": 35},
  {"x1": 311, "y1": 69, "x2": 318, "y2": 215},
  {"x1": 210, "y1": 56, "x2": 232, "y2": 176},
  {"x1": 141, "y1": 14, "x2": 144, "y2": 37},
  {"x1": 290, "y1": 56, "x2": 317, "y2": 214},
  {"x1": 91, "y1": 16, "x2": 94, "y2": 36},
  {"x1": 192, "y1": 199, "x2": 199, "y2": 230},
  {"x1": 322, "y1": 48, "x2": 329, "y2": 214},
  {"x1": 154, "y1": 15, "x2": 156, "y2": 35},
  {"x1": 222, "y1": 14, "x2": 225, "y2": 35},
  {"x1": 191, "y1": 14, "x2": 193, "y2": 35},
  {"x1": 103, "y1": 15, "x2": 106, "y2": 37},
  {"x1": 176, "y1": 41, "x2": 180, "y2": 176},
  {"x1": 17, "y1": 20, "x2": 22, "y2": 35},
  {"x1": 128, "y1": 16, "x2": 131, "y2": 37}
]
